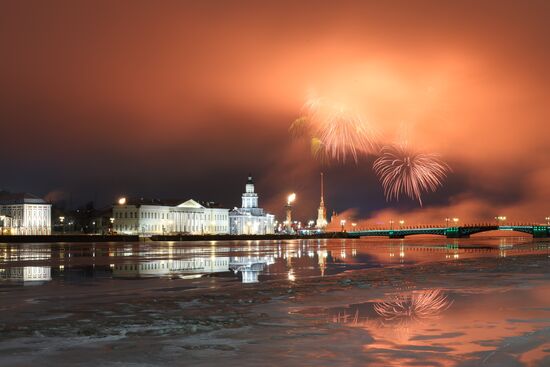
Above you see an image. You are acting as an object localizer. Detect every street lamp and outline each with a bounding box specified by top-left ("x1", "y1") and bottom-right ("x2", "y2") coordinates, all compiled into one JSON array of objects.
[
  {"x1": 287, "y1": 193, "x2": 296, "y2": 205},
  {"x1": 495, "y1": 216, "x2": 506, "y2": 226},
  {"x1": 545, "y1": 217, "x2": 550, "y2": 226},
  {"x1": 285, "y1": 193, "x2": 296, "y2": 233},
  {"x1": 59, "y1": 216, "x2": 65, "y2": 234},
  {"x1": 445, "y1": 217, "x2": 450, "y2": 227},
  {"x1": 389, "y1": 220, "x2": 394, "y2": 230},
  {"x1": 399, "y1": 220, "x2": 405, "y2": 229},
  {"x1": 452, "y1": 217, "x2": 459, "y2": 225},
  {"x1": 352, "y1": 222, "x2": 357, "y2": 230},
  {"x1": 109, "y1": 217, "x2": 115, "y2": 234},
  {"x1": 340, "y1": 219, "x2": 346, "y2": 232}
]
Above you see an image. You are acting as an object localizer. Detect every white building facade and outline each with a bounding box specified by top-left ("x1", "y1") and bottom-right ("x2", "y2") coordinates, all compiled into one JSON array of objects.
[
  {"x1": 171, "y1": 200, "x2": 229, "y2": 234},
  {"x1": 229, "y1": 175, "x2": 275, "y2": 235},
  {"x1": 0, "y1": 192, "x2": 52, "y2": 235},
  {"x1": 112, "y1": 198, "x2": 229, "y2": 235}
]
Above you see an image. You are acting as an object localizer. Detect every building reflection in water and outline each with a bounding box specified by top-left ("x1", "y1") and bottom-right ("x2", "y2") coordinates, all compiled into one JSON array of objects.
[
  {"x1": 1, "y1": 239, "x2": 549, "y2": 286},
  {"x1": 0, "y1": 244, "x2": 52, "y2": 284},
  {"x1": 0, "y1": 266, "x2": 51, "y2": 284},
  {"x1": 112, "y1": 245, "x2": 276, "y2": 284}
]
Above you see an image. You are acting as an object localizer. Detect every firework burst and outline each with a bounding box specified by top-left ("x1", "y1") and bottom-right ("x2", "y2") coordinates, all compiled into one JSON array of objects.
[
  {"x1": 291, "y1": 96, "x2": 379, "y2": 163},
  {"x1": 373, "y1": 143, "x2": 450, "y2": 206}
]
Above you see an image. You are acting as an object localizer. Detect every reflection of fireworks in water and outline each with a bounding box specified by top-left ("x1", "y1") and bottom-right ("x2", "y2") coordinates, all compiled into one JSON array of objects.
[
  {"x1": 373, "y1": 143, "x2": 450, "y2": 206},
  {"x1": 290, "y1": 97, "x2": 378, "y2": 163},
  {"x1": 374, "y1": 289, "x2": 452, "y2": 322},
  {"x1": 330, "y1": 289, "x2": 452, "y2": 343}
]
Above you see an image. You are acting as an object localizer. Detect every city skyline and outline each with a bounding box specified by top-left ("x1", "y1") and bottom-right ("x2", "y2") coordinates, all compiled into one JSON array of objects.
[{"x1": 1, "y1": 1, "x2": 549, "y2": 223}]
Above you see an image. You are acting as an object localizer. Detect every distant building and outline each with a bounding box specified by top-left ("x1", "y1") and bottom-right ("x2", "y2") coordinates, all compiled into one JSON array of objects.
[
  {"x1": 112, "y1": 198, "x2": 229, "y2": 235},
  {"x1": 229, "y1": 175, "x2": 275, "y2": 235},
  {"x1": 89, "y1": 206, "x2": 114, "y2": 234},
  {"x1": 0, "y1": 191, "x2": 51, "y2": 235}
]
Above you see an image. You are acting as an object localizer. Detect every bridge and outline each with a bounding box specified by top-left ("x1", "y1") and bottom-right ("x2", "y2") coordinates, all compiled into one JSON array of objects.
[{"x1": 348, "y1": 224, "x2": 550, "y2": 239}]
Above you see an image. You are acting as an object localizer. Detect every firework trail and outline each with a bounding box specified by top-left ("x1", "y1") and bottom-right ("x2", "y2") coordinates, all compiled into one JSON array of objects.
[
  {"x1": 290, "y1": 96, "x2": 379, "y2": 163},
  {"x1": 374, "y1": 289, "x2": 452, "y2": 322},
  {"x1": 373, "y1": 142, "x2": 450, "y2": 206}
]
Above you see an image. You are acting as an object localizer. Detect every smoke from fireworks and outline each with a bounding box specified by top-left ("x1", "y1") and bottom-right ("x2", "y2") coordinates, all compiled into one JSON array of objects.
[
  {"x1": 373, "y1": 142, "x2": 450, "y2": 206},
  {"x1": 290, "y1": 96, "x2": 379, "y2": 163}
]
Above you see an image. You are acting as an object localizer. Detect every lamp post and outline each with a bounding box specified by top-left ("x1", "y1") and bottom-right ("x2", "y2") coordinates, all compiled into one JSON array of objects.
[
  {"x1": 389, "y1": 220, "x2": 394, "y2": 230},
  {"x1": 59, "y1": 216, "x2": 65, "y2": 234},
  {"x1": 452, "y1": 217, "x2": 459, "y2": 226},
  {"x1": 285, "y1": 193, "x2": 296, "y2": 233},
  {"x1": 545, "y1": 217, "x2": 550, "y2": 226},
  {"x1": 445, "y1": 217, "x2": 450, "y2": 227},
  {"x1": 352, "y1": 222, "x2": 357, "y2": 231},
  {"x1": 399, "y1": 220, "x2": 405, "y2": 229},
  {"x1": 109, "y1": 217, "x2": 115, "y2": 234},
  {"x1": 495, "y1": 216, "x2": 506, "y2": 226},
  {"x1": 340, "y1": 219, "x2": 346, "y2": 232}
]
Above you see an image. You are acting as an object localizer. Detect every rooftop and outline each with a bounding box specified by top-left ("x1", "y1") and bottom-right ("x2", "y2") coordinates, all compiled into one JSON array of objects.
[{"x1": 0, "y1": 191, "x2": 48, "y2": 205}]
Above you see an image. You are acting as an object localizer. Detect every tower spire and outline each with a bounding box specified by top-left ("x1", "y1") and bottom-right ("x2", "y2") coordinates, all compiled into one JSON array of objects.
[
  {"x1": 316, "y1": 172, "x2": 327, "y2": 229},
  {"x1": 320, "y1": 172, "x2": 324, "y2": 205}
]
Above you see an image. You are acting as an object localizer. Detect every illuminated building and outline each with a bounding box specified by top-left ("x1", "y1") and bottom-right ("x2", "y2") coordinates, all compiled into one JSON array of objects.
[
  {"x1": 112, "y1": 198, "x2": 229, "y2": 235},
  {"x1": 171, "y1": 200, "x2": 229, "y2": 234},
  {"x1": 316, "y1": 172, "x2": 328, "y2": 229},
  {"x1": 0, "y1": 191, "x2": 51, "y2": 235},
  {"x1": 229, "y1": 175, "x2": 275, "y2": 235}
]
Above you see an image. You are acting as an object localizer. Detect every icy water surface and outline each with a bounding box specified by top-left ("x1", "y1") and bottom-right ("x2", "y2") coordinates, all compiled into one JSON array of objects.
[{"x1": 0, "y1": 237, "x2": 549, "y2": 366}]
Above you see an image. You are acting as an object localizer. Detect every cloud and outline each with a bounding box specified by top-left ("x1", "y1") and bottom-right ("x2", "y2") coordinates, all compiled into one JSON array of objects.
[
  {"x1": 44, "y1": 190, "x2": 69, "y2": 204},
  {"x1": 0, "y1": 1, "x2": 548, "y2": 217}
]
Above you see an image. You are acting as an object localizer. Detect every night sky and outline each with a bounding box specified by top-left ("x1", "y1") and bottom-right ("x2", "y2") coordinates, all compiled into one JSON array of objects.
[{"x1": 1, "y1": 1, "x2": 549, "y2": 223}]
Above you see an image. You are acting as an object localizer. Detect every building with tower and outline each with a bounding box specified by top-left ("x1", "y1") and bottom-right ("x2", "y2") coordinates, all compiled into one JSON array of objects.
[
  {"x1": 229, "y1": 175, "x2": 275, "y2": 235},
  {"x1": 316, "y1": 172, "x2": 328, "y2": 229}
]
